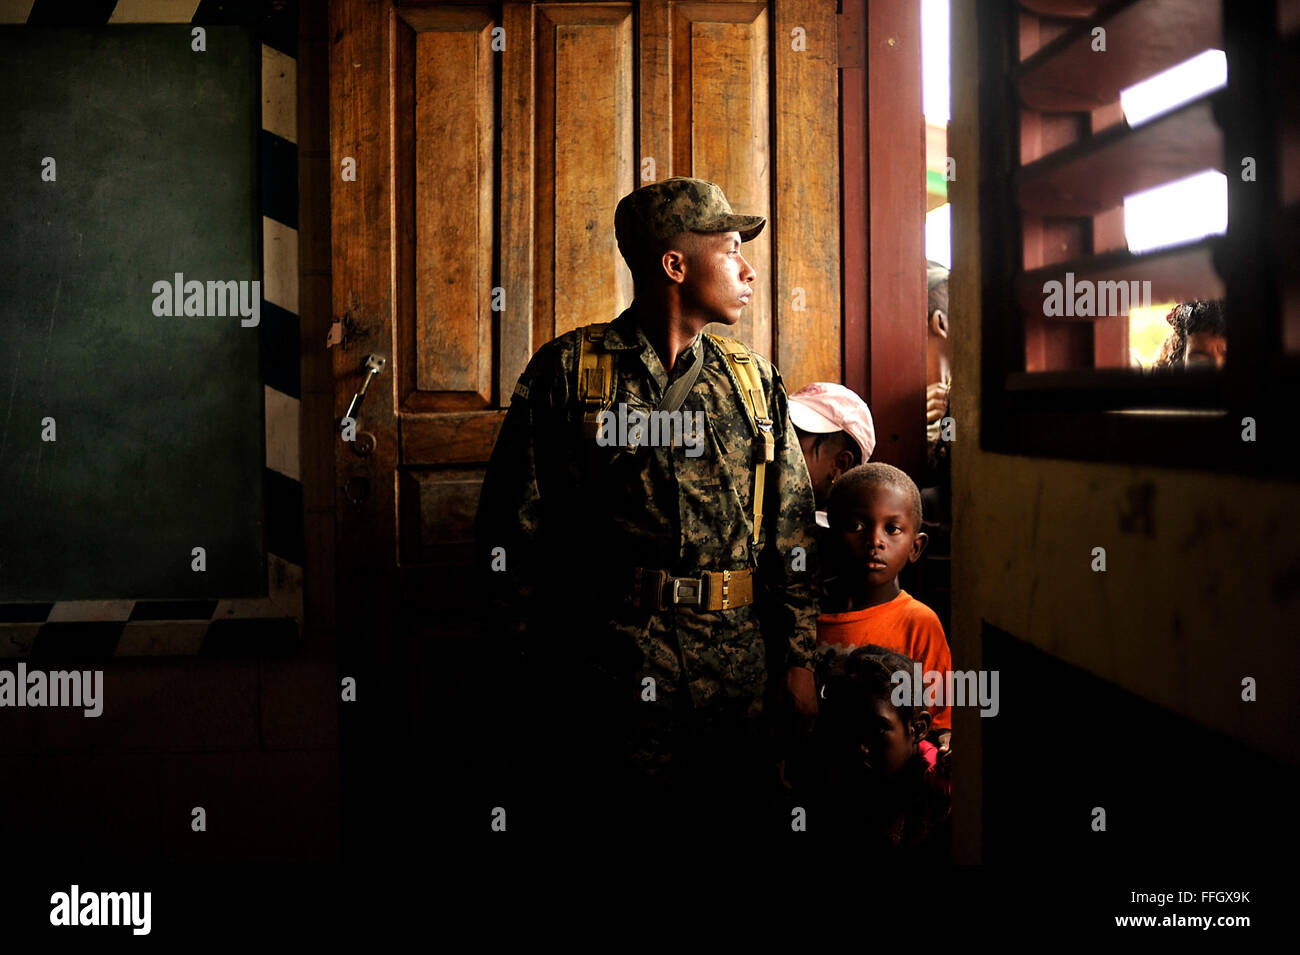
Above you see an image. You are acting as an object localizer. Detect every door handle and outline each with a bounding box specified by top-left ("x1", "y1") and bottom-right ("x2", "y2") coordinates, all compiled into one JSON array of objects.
[{"x1": 340, "y1": 353, "x2": 387, "y2": 430}]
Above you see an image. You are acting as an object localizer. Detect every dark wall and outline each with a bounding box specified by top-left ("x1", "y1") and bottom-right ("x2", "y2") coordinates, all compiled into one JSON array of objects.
[
  {"x1": 0, "y1": 1, "x2": 338, "y2": 863},
  {"x1": 982, "y1": 623, "x2": 1299, "y2": 865}
]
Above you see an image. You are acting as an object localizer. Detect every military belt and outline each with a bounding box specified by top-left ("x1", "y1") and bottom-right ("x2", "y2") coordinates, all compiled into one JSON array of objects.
[{"x1": 631, "y1": 567, "x2": 755, "y2": 612}]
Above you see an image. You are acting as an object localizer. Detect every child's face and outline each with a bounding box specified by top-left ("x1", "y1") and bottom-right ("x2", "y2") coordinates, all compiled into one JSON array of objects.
[
  {"x1": 1184, "y1": 330, "x2": 1226, "y2": 369},
  {"x1": 798, "y1": 430, "x2": 852, "y2": 510},
  {"x1": 859, "y1": 697, "x2": 919, "y2": 780},
  {"x1": 830, "y1": 483, "x2": 926, "y2": 585},
  {"x1": 831, "y1": 696, "x2": 918, "y2": 784}
]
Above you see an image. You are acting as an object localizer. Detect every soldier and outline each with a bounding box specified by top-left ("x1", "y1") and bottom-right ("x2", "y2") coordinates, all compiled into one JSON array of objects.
[{"x1": 474, "y1": 177, "x2": 819, "y2": 836}]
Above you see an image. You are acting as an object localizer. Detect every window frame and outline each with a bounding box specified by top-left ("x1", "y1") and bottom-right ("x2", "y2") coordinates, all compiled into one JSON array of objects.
[{"x1": 977, "y1": 0, "x2": 1293, "y2": 475}]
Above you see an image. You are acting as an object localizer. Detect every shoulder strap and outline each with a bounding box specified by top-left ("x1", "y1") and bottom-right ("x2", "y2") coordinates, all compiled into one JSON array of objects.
[
  {"x1": 706, "y1": 335, "x2": 774, "y2": 546},
  {"x1": 576, "y1": 323, "x2": 615, "y2": 439},
  {"x1": 655, "y1": 346, "x2": 706, "y2": 415}
]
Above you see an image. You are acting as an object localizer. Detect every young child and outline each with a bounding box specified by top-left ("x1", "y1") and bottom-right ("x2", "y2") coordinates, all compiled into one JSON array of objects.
[
  {"x1": 817, "y1": 462, "x2": 952, "y2": 754},
  {"x1": 1154, "y1": 299, "x2": 1227, "y2": 369},
  {"x1": 806, "y1": 646, "x2": 951, "y2": 856}
]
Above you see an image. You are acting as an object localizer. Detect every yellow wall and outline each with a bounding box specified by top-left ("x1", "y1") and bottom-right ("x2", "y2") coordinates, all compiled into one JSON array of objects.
[{"x1": 947, "y1": 0, "x2": 1300, "y2": 862}]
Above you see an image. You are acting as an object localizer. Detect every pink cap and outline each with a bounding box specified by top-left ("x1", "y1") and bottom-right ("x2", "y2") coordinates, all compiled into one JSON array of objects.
[{"x1": 788, "y1": 382, "x2": 876, "y2": 462}]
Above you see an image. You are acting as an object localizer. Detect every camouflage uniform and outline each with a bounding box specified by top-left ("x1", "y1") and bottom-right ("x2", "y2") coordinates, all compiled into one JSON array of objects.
[{"x1": 474, "y1": 179, "x2": 819, "y2": 805}]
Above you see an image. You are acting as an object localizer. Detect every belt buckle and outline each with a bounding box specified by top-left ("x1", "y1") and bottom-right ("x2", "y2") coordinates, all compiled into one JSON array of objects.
[
  {"x1": 671, "y1": 577, "x2": 701, "y2": 605},
  {"x1": 634, "y1": 568, "x2": 669, "y2": 611}
]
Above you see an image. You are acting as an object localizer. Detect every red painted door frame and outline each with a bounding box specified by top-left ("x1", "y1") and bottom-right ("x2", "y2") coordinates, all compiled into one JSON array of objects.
[{"x1": 840, "y1": 0, "x2": 927, "y2": 478}]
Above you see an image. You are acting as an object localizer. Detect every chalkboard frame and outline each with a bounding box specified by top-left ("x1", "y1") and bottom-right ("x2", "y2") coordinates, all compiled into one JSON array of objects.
[{"x1": 0, "y1": 1, "x2": 304, "y2": 660}]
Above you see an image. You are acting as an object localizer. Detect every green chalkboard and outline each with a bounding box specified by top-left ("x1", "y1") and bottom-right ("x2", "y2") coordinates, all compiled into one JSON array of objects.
[{"x1": 0, "y1": 26, "x2": 265, "y2": 601}]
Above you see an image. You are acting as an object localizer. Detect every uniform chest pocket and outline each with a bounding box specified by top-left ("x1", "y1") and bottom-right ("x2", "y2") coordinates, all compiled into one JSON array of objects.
[
  {"x1": 616, "y1": 388, "x2": 654, "y2": 413},
  {"x1": 708, "y1": 411, "x2": 755, "y2": 458},
  {"x1": 611, "y1": 388, "x2": 714, "y2": 456},
  {"x1": 696, "y1": 417, "x2": 757, "y2": 499},
  {"x1": 592, "y1": 389, "x2": 654, "y2": 457}
]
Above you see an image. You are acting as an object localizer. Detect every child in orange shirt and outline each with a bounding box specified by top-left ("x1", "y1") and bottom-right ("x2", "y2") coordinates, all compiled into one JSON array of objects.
[{"x1": 817, "y1": 463, "x2": 952, "y2": 755}]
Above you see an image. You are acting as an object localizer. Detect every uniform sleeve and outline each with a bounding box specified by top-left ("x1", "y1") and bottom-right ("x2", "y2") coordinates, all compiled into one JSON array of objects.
[
  {"x1": 757, "y1": 361, "x2": 821, "y2": 671},
  {"x1": 473, "y1": 344, "x2": 565, "y2": 640}
]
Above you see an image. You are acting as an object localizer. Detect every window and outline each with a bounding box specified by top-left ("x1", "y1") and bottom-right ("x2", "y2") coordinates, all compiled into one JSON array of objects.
[{"x1": 977, "y1": 0, "x2": 1296, "y2": 471}]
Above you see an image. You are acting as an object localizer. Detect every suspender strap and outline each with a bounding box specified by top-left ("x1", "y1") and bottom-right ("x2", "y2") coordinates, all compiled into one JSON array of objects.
[
  {"x1": 705, "y1": 335, "x2": 774, "y2": 546},
  {"x1": 577, "y1": 323, "x2": 615, "y2": 439}
]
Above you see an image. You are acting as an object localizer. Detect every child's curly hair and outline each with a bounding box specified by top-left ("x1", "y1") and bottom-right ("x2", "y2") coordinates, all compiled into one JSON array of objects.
[
  {"x1": 1154, "y1": 299, "x2": 1227, "y2": 368},
  {"x1": 816, "y1": 645, "x2": 923, "y2": 729}
]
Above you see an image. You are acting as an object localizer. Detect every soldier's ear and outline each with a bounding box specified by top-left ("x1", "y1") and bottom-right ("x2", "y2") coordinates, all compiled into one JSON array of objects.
[{"x1": 661, "y1": 248, "x2": 688, "y2": 284}]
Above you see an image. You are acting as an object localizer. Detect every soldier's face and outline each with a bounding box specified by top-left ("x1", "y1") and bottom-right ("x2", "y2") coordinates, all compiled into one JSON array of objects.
[{"x1": 679, "y1": 231, "x2": 755, "y2": 326}]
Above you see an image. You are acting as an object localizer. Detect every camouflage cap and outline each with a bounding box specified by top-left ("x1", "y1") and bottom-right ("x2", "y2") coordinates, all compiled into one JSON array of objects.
[{"x1": 615, "y1": 177, "x2": 765, "y2": 260}]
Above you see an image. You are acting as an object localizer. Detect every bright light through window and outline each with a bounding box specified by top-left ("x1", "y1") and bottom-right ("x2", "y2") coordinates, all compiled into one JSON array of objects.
[
  {"x1": 1124, "y1": 170, "x2": 1228, "y2": 254},
  {"x1": 923, "y1": 0, "x2": 950, "y2": 267},
  {"x1": 1119, "y1": 49, "x2": 1226, "y2": 127},
  {"x1": 926, "y1": 203, "x2": 951, "y2": 269},
  {"x1": 1120, "y1": 51, "x2": 1228, "y2": 252},
  {"x1": 922, "y1": 0, "x2": 949, "y2": 123}
]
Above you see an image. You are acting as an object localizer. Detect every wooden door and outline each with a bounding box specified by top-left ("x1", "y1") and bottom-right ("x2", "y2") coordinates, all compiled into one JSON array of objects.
[{"x1": 330, "y1": 0, "x2": 841, "y2": 648}]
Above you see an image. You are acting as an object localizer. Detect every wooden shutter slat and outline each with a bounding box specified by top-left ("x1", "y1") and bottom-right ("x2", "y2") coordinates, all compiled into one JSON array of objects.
[
  {"x1": 1017, "y1": 0, "x2": 1221, "y2": 111},
  {"x1": 1014, "y1": 237, "x2": 1224, "y2": 320},
  {"x1": 1017, "y1": 92, "x2": 1224, "y2": 216},
  {"x1": 1018, "y1": 0, "x2": 1101, "y2": 17},
  {"x1": 1005, "y1": 368, "x2": 1225, "y2": 402}
]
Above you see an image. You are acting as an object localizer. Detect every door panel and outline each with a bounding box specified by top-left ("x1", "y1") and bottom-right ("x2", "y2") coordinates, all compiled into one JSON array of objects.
[
  {"x1": 398, "y1": 467, "x2": 483, "y2": 567},
  {"x1": 395, "y1": 6, "x2": 496, "y2": 415},
  {"x1": 400, "y1": 411, "x2": 506, "y2": 467},
  {"x1": 674, "y1": 2, "x2": 772, "y2": 351},
  {"x1": 535, "y1": 4, "x2": 636, "y2": 344},
  {"x1": 772, "y1": 0, "x2": 840, "y2": 384},
  {"x1": 412, "y1": 18, "x2": 493, "y2": 399}
]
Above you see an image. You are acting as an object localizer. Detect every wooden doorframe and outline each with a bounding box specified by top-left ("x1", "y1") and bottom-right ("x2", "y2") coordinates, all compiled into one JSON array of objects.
[
  {"x1": 840, "y1": 0, "x2": 928, "y2": 478},
  {"x1": 330, "y1": 0, "x2": 400, "y2": 640}
]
